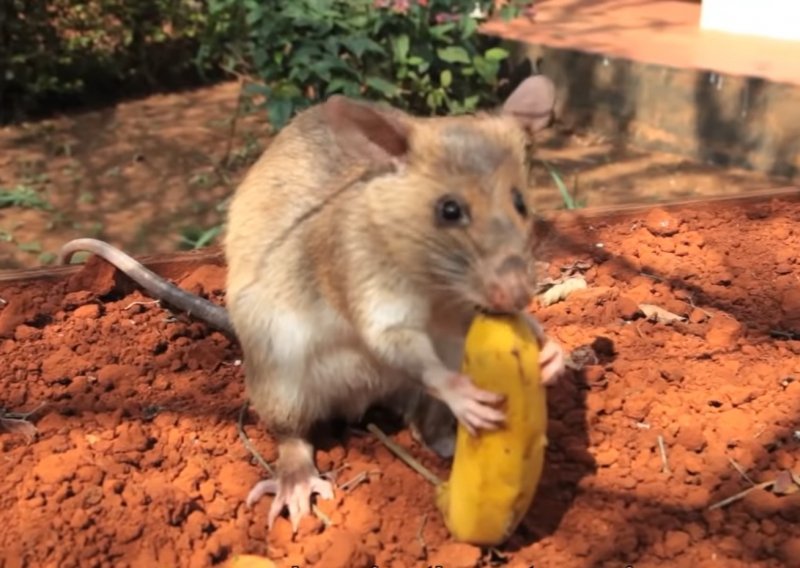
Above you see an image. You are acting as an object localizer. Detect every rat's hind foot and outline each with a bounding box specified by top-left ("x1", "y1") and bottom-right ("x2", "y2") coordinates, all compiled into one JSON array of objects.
[{"x1": 247, "y1": 474, "x2": 335, "y2": 532}]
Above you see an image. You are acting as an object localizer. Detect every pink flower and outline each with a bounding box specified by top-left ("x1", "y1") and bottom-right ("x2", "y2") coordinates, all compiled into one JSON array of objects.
[
  {"x1": 434, "y1": 12, "x2": 461, "y2": 23},
  {"x1": 392, "y1": 0, "x2": 410, "y2": 13}
]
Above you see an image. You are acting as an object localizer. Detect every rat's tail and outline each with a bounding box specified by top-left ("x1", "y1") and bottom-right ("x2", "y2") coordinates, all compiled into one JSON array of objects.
[{"x1": 59, "y1": 238, "x2": 234, "y2": 335}]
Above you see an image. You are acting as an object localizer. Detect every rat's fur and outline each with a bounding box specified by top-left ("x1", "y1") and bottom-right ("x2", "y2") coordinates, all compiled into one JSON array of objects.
[{"x1": 224, "y1": 77, "x2": 561, "y2": 531}]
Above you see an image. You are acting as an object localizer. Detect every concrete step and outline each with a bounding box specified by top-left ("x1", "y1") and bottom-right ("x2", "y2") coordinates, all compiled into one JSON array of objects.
[{"x1": 480, "y1": 0, "x2": 800, "y2": 178}]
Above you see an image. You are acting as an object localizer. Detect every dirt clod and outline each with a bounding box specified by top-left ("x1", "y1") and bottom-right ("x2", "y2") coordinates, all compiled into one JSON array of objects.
[{"x1": 644, "y1": 208, "x2": 682, "y2": 236}]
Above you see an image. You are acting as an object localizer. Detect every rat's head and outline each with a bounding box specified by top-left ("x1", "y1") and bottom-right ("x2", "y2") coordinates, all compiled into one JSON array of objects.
[{"x1": 322, "y1": 76, "x2": 556, "y2": 315}]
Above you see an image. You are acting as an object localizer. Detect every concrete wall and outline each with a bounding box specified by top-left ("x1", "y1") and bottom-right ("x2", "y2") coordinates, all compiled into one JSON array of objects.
[{"x1": 516, "y1": 44, "x2": 800, "y2": 179}]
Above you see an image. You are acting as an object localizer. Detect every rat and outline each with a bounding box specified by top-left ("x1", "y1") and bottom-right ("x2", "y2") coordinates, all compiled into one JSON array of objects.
[{"x1": 57, "y1": 74, "x2": 566, "y2": 533}]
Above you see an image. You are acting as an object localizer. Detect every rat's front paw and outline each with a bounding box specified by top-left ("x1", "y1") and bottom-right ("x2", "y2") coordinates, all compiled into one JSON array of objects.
[
  {"x1": 539, "y1": 338, "x2": 566, "y2": 386},
  {"x1": 425, "y1": 368, "x2": 505, "y2": 435}
]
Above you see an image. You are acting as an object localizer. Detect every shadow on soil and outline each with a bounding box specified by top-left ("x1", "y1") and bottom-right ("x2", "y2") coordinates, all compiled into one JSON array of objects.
[{"x1": 526, "y1": 208, "x2": 800, "y2": 565}]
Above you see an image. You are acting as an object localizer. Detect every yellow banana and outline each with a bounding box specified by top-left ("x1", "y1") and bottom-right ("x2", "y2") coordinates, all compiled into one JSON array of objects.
[
  {"x1": 225, "y1": 555, "x2": 277, "y2": 568},
  {"x1": 434, "y1": 312, "x2": 548, "y2": 546}
]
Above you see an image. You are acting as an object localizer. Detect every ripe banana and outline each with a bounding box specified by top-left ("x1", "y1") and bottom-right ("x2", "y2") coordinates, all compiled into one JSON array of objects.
[{"x1": 435, "y1": 312, "x2": 548, "y2": 546}]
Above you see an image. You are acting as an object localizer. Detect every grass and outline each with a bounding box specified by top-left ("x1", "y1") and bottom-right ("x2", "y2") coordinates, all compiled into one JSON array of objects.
[
  {"x1": 541, "y1": 160, "x2": 584, "y2": 210},
  {"x1": 179, "y1": 224, "x2": 224, "y2": 250},
  {"x1": 0, "y1": 185, "x2": 52, "y2": 210}
]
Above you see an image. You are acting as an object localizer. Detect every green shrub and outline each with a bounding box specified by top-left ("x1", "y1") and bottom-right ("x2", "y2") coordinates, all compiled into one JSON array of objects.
[
  {"x1": 204, "y1": 0, "x2": 534, "y2": 130},
  {"x1": 0, "y1": 0, "x2": 229, "y2": 123}
]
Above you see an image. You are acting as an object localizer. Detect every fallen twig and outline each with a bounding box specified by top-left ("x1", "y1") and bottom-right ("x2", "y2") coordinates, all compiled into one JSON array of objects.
[
  {"x1": 366, "y1": 423, "x2": 441, "y2": 486},
  {"x1": 770, "y1": 329, "x2": 800, "y2": 340},
  {"x1": 728, "y1": 456, "x2": 755, "y2": 486},
  {"x1": 708, "y1": 480, "x2": 775, "y2": 511},
  {"x1": 417, "y1": 513, "x2": 428, "y2": 556},
  {"x1": 124, "y1": 299, "x2": 160, "y2": 310},
  {"x1": 640, "y1": 271, "x2": 666, "y2": 282},
  {"x1": 237, "y1": 400, "x2": 274, "y2": 476},
  {"x1": 339, "y1": 470, "x2": 381, "y2": 492},
  {"x1": 657, "y1": 435, "x2": 670, "y2": 474},
  {"x1": 312, "y1": 503, "x2": 332, "y2": 527}
]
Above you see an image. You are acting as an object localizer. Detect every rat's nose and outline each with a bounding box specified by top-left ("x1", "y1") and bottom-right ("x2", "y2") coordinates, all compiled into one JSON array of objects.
[{"x1": 485, "y1": 255, "x2": 533, "y2": 313}]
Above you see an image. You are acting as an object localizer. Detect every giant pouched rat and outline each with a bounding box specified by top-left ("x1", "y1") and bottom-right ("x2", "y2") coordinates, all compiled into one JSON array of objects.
[{"x1": 57, "y1": 74, "x2": 566, "y2": 533}]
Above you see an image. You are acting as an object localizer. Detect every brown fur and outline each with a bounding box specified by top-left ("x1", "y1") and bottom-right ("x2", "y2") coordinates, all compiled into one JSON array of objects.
[{"x1": 221, "y1": 76, "x2": 559, "y2": 531}]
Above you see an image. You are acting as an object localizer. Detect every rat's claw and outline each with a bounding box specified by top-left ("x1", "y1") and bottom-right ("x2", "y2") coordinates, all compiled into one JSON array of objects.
[
  {"x1": 246, "y1": 478, "x2": 279, "y2": 508},
  {"x1": 247, "y1": 475, "x2": 335, "y2": 532},
  {"x1": 440, "y1": 372, "x2": 505, "y2": 434},
  {"x1": 539, "y1": 338, "x2": 566, "y2": 386}
]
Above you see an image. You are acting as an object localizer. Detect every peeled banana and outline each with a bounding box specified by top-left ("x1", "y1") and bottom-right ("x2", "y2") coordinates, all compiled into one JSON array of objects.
[{"x1": 435, "y1": 312, "x2": 548, "y2": 546}]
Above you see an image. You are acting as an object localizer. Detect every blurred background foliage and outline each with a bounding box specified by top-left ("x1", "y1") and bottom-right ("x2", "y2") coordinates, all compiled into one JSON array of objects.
[{"x1": 1, "y1": 0, "x2": 532, "y2": 127}]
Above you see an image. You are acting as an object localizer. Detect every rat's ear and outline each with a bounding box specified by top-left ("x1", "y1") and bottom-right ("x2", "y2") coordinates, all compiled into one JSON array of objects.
[
  {"x1": 501, "y1": 75, "x2": 556, "y2": 133},
  {"x1": 322, "y1": 95, "x2": 412, "y2": 167}
]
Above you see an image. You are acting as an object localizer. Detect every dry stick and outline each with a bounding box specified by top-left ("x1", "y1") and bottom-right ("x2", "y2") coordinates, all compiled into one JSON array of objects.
[
  {"x1": 657, "y1": 435, "x2": 670, "y2": 474},
  {"x1": 237, "y1": 400, "x2": 274, "y2": 475},
  {"x1": 220, "y1": 76, "x2": 249, "y2": 170},
  {"x1": 727, "y1": 456, "x2": 755, "y2": 485},
  {"x1": 124, "y1": 299, "x2": 160, "y2": 310},
  {"x1": 417, "y1": 513, "x2": 429, "y2": 555},
  {"x1": 708, "y1": 480, "x2": 776, "y2": 511},
  {"x1": 236, "y1": 400, "x2": 332, "y2": 526},
  {"x1": 339, "y1": 470, "x2": 381, "y2": 492},
  {"x1": 366, "y1": 423, "x2": 442, "y2": 486}
]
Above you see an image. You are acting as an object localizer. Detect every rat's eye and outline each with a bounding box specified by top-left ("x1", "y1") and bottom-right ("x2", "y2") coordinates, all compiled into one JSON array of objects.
[
  {"x1": 435, "y1": 195, "x2": 469, "y2": 226},
  {"x1": 511, "y1": 187, "x2": 528, "y2": 217}
]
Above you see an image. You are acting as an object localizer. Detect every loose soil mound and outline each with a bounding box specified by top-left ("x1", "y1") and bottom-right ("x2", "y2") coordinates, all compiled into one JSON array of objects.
[{"x1": 1, "y1": 195, "x2": 799, "y2": 567}]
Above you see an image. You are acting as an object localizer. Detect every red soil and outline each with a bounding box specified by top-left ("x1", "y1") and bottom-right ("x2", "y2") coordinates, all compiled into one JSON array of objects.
[{"x1": 1, "y1": 193, "x2": 799, "y2": 568}]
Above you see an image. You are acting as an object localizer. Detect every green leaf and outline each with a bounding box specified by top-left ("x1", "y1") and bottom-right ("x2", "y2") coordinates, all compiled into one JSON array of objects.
[
  {"x1": 429, "y1": 23, "x2": 457, "y2": 40},
  {"x1": 542, "y1": 160, "x2": 578, "y2": 210},
  {"x1": 460, "y1": 15, "x2": 479, "y2": 39},
  {"x1": 440, "y1": 69, "x2": 452, "y2": 88},
  {"x1": 436, "y1": 46, "x2": 470, "y2": 64},
  {"x1": 473, "y1": 55, "x2": 500, "y2": 83},
  {"x1": 193, "y1": 226, "x2": 223, "y2": 249},
  {"x1": 365, "y1": 76, "x2": 400, "y2": 98},
  {"x1": 325, "y1": 78, "x2": 360, "y2": 97},
  {"x1": 392, "y1": 34, "x2": 410, "y2": 63},
  {"x1": 341, "y1": 36, "x2": 385, "y2": 58},
  {"x1": 484, "y1": 47, "x2": 510, "y2": 61},
  {"x1": 242, "y1": 81, "x2": 271, "y2": 97},
  {"x1": 267, "y1": 98, "x2": 295, "y2": 131},
  {"x1": 463, "y1": 95, "x2": 480, "y2": 111}
]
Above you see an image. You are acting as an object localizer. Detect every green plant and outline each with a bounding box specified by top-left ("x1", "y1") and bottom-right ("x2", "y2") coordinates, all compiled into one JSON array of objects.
[
  {"x1": 179, "y1": 224, "x2": 223, "y2": 249},
  {"x1": 1, "y1": 0, "x2": 230, "y2": 123},
  {"x1": 0, "y1": 185, "x2": 52, "y2": 210},
  {"x1": 541, "y1": 160, "x2": 586, "y2": 210},
  {"x1": 204, "y1": 0, "x2": 534, "y2": 131}
]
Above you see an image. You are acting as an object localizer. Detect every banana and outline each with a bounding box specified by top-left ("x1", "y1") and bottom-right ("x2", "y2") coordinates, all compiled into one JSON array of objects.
[{"x1": 434, "y1": 312, "x2": 548, "y2": 546}]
